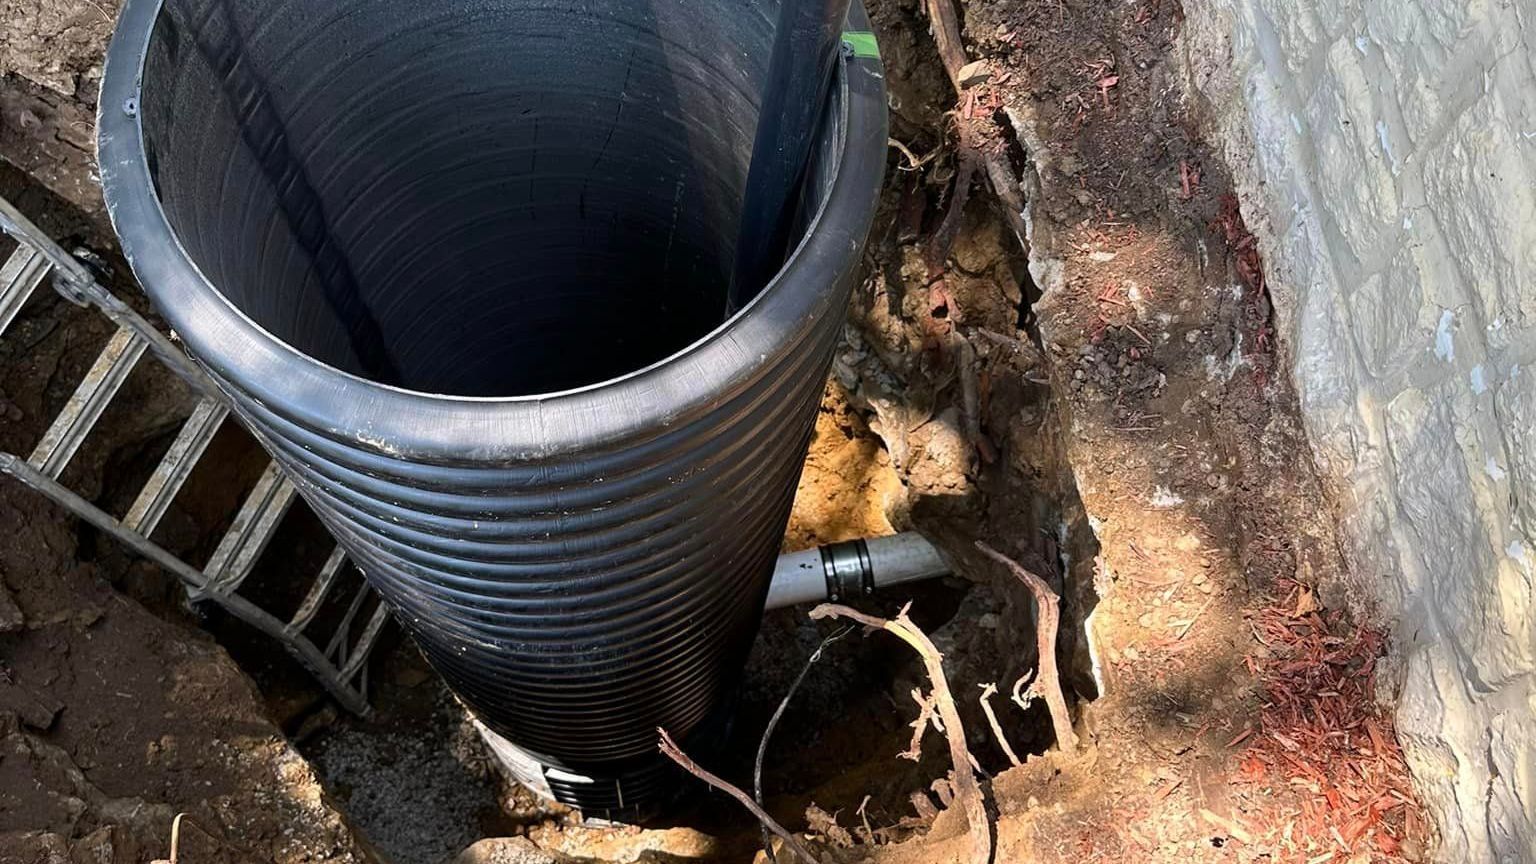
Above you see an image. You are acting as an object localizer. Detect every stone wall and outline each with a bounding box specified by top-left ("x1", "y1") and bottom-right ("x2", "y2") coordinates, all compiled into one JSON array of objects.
[{"x1": 1178, "y1": 1, "x2": 1536, "y2": 860}]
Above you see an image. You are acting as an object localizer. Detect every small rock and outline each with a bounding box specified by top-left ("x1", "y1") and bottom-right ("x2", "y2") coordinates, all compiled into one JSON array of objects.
[
  {"x1": 6, "y1": 684, "x2": 63, "y2": 731},
  {"x1": 69, "y1": 826, "x2": 114, "y2": 864},
  {"x1": 0, "y1": 584, "x2": 23, "y2": 633},
  {"x1": 454, "y1": 838, "x2": 571, "y2": 864},
  {"x1": 806, "y1": 803, "x2": 855, "y2": 848},
  {"x1": 957, "y1": 60, "x2": 991, "y2": 88},
  {"x1": 1185, "y1": 330, "x2": 1201, "y2": 344}
]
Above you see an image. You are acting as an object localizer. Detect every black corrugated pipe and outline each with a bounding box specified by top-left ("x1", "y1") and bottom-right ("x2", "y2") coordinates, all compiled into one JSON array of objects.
[{"x1": 98, "y1": 0, "x2": 885, "y2": 820}]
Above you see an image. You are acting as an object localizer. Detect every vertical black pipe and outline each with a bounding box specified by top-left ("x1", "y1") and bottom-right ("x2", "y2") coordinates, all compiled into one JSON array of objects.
[
  {"x1": 727, "y1": 0, "x2": 854, "y2": 313},
  {"x1": 101, "y1": 0, "x2": 887, "y2": 821}
]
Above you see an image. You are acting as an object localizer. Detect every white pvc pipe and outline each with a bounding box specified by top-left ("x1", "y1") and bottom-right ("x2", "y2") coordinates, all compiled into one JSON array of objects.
[{"x1": 764, "y1": 531, "x2": 950, "y2": 609}]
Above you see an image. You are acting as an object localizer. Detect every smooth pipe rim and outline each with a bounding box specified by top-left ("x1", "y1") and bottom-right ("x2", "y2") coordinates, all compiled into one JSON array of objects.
[{"x1": 97, "y1": 0, "x2": 887, "y2": 464}]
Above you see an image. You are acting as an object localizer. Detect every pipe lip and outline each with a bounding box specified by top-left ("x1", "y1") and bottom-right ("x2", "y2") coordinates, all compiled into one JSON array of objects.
[{"x1": 97, "y1": 0, "x2": 888, "y2": 463}]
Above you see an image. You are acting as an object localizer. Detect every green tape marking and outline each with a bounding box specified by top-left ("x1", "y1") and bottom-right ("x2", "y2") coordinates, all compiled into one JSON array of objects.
[{"x1": 842, "y1": 31, "x2": 880, "y2": 59}]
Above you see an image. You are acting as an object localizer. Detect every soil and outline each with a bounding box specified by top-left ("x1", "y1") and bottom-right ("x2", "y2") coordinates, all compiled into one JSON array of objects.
[
  {"x1": 782, "y1": 381, "x2": 904, "y2": 552},
  {"x1": 0, "y1": 0, "x2": 119, "y2": 100},
  {"x1": 0, "y1": 208, "x2": 370, "y2": 864},
  {"x1": 0, "y1": 1, "x2": 1433, "y2": 863},
  {"x1": 0, "y1": 112, "x2": 379, "y2": 862},
  {"x1": 844, "y1": 0, "x2": 1431, "y2": 861}
]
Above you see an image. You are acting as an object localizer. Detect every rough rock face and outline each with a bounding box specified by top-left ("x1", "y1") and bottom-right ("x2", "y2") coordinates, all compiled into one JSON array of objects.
[
  {"x1": 0, "y1": 0, "x2": 120, "y2": 98},
  {"x1": 1180, "y1": 0, "x2": 1536, "y2": 859}
]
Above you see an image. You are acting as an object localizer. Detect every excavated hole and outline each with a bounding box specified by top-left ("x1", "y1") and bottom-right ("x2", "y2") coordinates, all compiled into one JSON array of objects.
[{"x1": 0, "y1": 12, "x2": 1104, "y2": 862}]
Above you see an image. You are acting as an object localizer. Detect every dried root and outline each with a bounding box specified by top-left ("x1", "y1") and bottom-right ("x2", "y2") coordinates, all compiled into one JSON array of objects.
[
  {"x1": 810, "y1": 603, "x2": 992, "y2": 864},
  {"x1": 658, "y1": 728, "x2": 818, "y2": 864},
  {"x1": 976, "y1": 541, "x2": 1080, "y2": 753},
  {"x1": 978, "y1": 682, "x2": 1021, "y2": 767}
]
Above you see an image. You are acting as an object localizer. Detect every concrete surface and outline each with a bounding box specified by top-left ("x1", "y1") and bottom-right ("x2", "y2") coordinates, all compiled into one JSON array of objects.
[{"x1": 1179, "y1": 0, "x2": 1536, "y2": 860}]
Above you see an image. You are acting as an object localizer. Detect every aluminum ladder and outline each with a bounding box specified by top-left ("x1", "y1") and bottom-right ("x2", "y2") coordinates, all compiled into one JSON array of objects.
[{"x1": 0, "y1": 195, "x2": 385, "y2": 714}]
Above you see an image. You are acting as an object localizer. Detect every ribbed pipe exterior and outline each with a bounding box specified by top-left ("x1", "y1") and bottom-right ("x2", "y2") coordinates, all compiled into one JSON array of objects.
[
  {"x1": 228, "y1": 307, "x2": 837, "y2": 760},
  {"x1": 99, "y1": 0, "x2": 887, "y2": 818}
]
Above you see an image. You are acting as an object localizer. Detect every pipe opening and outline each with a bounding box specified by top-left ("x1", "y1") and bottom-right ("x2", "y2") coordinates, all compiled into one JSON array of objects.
[{"x1": 139, "y1": 0, "x2": 812, "y2": 397}]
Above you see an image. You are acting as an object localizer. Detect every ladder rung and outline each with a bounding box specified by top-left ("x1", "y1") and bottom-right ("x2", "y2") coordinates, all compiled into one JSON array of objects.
[
  {"x1": 0, "y1": 244, "x2": 51, "y2": 338},
  {"x1": 287, "y1": 545, "x2": 348, "y2": 633},
  {"x1": 28, "y1": 326, "x2": 148, "y2": 479},
  {"x1": 340, "y1": 604, "x2": 390, "y2": 681},
  {"x1": 325, "y1": 584, "x2": 372, "y2": 662},
  {"x1": 123, "y1": 398, "x2": 229, "y2": 536},
  {"x1": 196, "y1": 462, "x2": 296, "y2": 598}
]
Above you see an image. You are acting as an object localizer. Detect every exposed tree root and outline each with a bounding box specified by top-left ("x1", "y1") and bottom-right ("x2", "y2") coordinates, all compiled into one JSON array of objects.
[
  {"x1": 976, "y1": 541, "x2": 1079, "y2": 753},
  {"x1": 810, "y1": 602, "x2": 992, "y2": 864},
  {"x1": 978, "y1": 682, "x2": 1022, "y2": 767},
  {"x1": 657, "y1": 728, "x2": 818, "y2": 864},
  {"x1": 923, "y1": 0, "x2": 1031, "y2": 255}
]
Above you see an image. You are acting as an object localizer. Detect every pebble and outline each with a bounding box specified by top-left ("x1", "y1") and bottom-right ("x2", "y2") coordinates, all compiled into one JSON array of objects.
[
  {"x1": 957, "y1": 60, "x2": 992, "y2": 88},
  {"x1": 1185, "y1": 330, "x2": 1201, "y2": 344}
]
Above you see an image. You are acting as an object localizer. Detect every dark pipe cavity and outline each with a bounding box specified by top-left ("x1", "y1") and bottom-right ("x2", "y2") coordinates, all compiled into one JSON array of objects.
[
  {"x1": 142, "y1": 0, "x2": 764, "y2": 396},
  {"x1": 101, "y1": 0, "x2": 886, "y2": 820}
]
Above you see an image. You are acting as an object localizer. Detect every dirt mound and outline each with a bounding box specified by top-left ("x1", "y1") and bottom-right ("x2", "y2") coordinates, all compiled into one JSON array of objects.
[{"x1": 0, "y1": 493, "x2": 370, "y2": 863}]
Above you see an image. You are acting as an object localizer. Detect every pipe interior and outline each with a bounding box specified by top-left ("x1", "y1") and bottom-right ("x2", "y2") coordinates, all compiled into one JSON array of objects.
[{"x1": 139, "y1": 0, "x2": 820, "y2": 397}]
